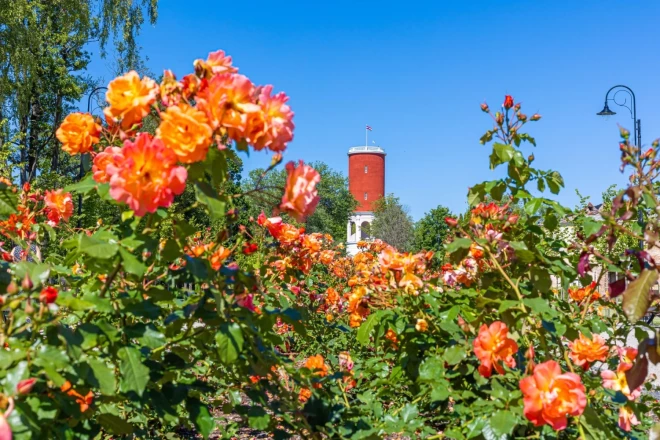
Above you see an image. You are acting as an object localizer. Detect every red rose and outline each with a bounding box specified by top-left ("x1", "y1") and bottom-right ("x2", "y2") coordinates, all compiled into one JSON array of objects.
[
  {"x1": 445, "y1": 217, "x2": 458, "y2": 227},
  {"x1": 39, "y1": 286, "x2": 58, "y2": 304},
  {"x1": 242, "y1": 243, "x2": 258, "y2": 255},
  {"x1": 503, "y1": 95, "x2": 514, "y2": 109}
]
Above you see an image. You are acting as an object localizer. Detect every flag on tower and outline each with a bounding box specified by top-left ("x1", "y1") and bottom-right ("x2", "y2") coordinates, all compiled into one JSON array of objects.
[{"x1": 366, "y1": 125, "x2": 373, "y2": 131}]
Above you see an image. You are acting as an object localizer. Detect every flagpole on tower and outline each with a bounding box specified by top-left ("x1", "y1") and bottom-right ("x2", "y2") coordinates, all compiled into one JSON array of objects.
[{"x1": 365, "y1": 125, "x2": 368, "y2": 147}]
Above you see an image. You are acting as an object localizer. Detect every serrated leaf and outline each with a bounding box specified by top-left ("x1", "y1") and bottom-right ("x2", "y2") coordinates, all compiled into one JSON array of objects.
[
  {"x1": 186, "y1": 399, "x2": 215, "y2": 439},
  {"x1": 443, "y1": 345, "x2": 466, "y2": 365},
  {"x1": 195, "y1": 182, "x2": 226, "y2": 221},
  {"x1": 63, "y1": 174, "x2": 97, "y2": 194},
  {"x1": 622, "y1": 269, "x2": 658, "y2": 322},
  {"x1": 87, "y1": 358, "x2": 116, "y2": 395},
  {"x1": 524, "y1": 198, "x2": 543, "y2": 216},
  {"x1": 119, "y1": 248, "x2": 146, "y2": 277},
  {"x1": 118, "y1": 347, "x2": 150, "y2": 397},
  {"x1": 356, "y1": 312, "x2": 380, "y2": 346},
  {"x1": 0, "y1": 183, "x2": 18, "y2": 216},
  {"x1": 216, "y1": 323, "x2": 244, "y2": 364},
  {"x1": 78, "y1": 232, "x2": 118, "y2": 259},
  {"x1": 489, "y1": 410, "x2": 516, "y2": 437}
]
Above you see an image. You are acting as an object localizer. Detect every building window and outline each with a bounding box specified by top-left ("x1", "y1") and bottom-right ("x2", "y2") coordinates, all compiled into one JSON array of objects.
[
  {"x1": 364, "y1": 165, "x2": 368, "y2": 173},
  {"x1": 364, "y1": 192, "x2": 368, "y2": 200}
]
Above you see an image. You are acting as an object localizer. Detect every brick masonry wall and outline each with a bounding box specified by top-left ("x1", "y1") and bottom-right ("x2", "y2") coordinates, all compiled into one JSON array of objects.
[{"x1": 348, "y1": 153, "x2": 385, "y2": 212}]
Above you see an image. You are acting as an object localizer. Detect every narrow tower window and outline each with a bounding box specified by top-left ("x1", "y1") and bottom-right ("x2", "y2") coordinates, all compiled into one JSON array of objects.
[
  {"x1": 364, "y1": 165, "x2": 368, "y2": 173},
  {"x1": 364, "y1": 192, "x2": 368, "y2": 200}
]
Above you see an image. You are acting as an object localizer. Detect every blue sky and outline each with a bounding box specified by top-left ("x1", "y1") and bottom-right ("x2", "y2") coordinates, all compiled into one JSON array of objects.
[{"x1": 85, "y1": 0, "x2": 660, "y2": 220}]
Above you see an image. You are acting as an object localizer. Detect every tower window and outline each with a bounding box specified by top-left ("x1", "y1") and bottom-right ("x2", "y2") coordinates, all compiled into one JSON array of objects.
[
  {"x1": 364, "y1": 192, "x2": 368, "y2": 200},
  {"x1": 364, "y1": 165, "x2": 368, "y2": 173}
]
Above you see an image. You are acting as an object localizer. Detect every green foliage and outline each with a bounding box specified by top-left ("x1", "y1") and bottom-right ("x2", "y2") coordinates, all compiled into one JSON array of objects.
[
  {"x1": 413, "y1": 204, "x2": 452, "y2": 264},
  {"x1": 372, "y1": 194, "x2": 414, "y2": 251}
]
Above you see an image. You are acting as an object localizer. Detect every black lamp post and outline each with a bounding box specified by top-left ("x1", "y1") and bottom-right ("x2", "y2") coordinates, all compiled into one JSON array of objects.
[
  {"x1": 77, "y1": 86, "x2": 107, "y2": 227},
  {"x1": 596, "y1": 85, "x2": 643, "y2": 249}
]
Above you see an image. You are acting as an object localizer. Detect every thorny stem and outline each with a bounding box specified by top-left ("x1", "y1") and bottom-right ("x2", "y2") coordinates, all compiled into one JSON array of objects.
[{"x1": 100, "y1": 260, "x2": 122, "y2": 298}]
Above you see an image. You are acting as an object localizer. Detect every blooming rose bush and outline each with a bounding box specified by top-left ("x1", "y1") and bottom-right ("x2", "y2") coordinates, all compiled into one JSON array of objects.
[{"x1": 0, "y1": 49, "x2": 659, "y2": 440}]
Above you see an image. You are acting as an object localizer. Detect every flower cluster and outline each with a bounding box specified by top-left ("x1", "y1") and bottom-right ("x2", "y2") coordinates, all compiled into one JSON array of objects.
[{"x1": 58, "y1": 49, "x2": 297, "y2": 216}]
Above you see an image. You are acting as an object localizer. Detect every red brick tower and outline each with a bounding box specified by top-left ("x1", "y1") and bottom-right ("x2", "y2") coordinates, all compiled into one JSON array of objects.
[{"x1": 346, "y1": 146, "x2": 386, "y2": 255}]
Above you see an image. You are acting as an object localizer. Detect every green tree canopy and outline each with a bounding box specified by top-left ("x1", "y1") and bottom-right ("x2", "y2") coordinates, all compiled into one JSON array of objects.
[
  {"x1": 413, "y1": 204, "x2": 452, "y2": 263},
  {"x1": 372, "y1": 194, "x2": 414, "y2": 252},
  {"x1": 0, "y1": 0, "x2": 158, "y2": 186}
]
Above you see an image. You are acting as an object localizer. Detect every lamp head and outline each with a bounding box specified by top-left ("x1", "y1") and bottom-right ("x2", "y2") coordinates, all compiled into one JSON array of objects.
[{"x1": 597, "y1": 102, "x2": 616, "y2": 116}]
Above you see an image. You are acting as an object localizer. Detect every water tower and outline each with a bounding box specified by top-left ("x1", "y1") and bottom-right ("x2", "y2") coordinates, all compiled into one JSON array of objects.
[{"x1": 346, "y1": 145, "x2": 386, "y2": 255}]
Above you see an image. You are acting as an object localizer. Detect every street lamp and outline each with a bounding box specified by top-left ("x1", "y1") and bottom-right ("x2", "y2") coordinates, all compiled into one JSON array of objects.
[
  {"x1": 77, "y1": 86, "x2": 107, "y2": 227},
  {"x1": 596, "y1": 85, "x2": 643, "y2": 249}
]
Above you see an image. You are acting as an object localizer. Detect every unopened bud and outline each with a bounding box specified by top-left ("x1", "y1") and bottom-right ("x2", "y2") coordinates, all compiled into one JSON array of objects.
[
  {"x1": 6, "y1": 282, "x2": 17, "y2": 295},
  {"x1": 619, "y1": 126, "x2": 630, "y2": 140},
  {"x1": 530, "y1": 114, "x2": 541, "y2": 121},
  {"x1": 514, "y1": 103, "x2": 521, "y2": 112},
  {"x1": 226, "y1": 208, "x2": 238, "y2": 222},
  {"x1": 480, "y1": 103, "x2": 489, "y2": 113},
  {"x1": 21, "y1": 274, "x2": 33, "y2": 291},
  {"x1": 528, "y1": 154, "x2": 535, "y2": 163},
  {"x1": 495, "y1": 112, "x2": 504, "y2": 125},
  {"x1": 517, "y1": 113, "x2": 527, "y2": 122},
  {"x1": 16, "y1": 378, "x2": 36, "y2": 395},
  {"x1": 653, "y1": 139, "x2": 659, "y2": 148},
  {"x1": 270, "y1": 153, "x2": 283, "y2": 167},
  {"x1": 24, "y1": 302, "x2": 34, "y2": 315}
]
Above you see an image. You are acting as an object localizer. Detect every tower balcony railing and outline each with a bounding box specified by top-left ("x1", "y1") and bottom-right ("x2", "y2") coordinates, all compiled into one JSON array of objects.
[{"x1": 348, "y1": 146, "x2": 386, "y2": 155}]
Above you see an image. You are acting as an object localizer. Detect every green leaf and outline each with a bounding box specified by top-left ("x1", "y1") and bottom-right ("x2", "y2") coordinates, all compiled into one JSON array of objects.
[
  {"x1": 78, "y1": 231, "x2": 119, "y2": 259},
  {"x1": 186, "y1": 399, "x2": 215, "y2": 439},
  {"x1": 582, "y1": 219, "x2": 603, "y2": 237},
  {"x1": 4, "y1": 361, "x2": 28, "y2": 395},
  {"x1": 443, "y1": 346, "x2": 466, "y2": 365},
  {"x1": 418, "y1": 355, "x2": 445, "y2": 382},
  {"x1": 216, "y1": 323, "x2": 244, "y2": 364},
  {"x1": 509, "y1": 241, "x2": 534, "y2": 263},
  {"x1": 546, "y1": 171, "x2": 564, "y2": 194},
  {"x1": 87, "y1": 358, "x2": 116, "y2": 395},
  {"x1": 247, "y1": 407, "x2": 270, "y2": 430},
  {"x1": 524, "y1": 198, "x2": 543, "y2": 216},
  {"x1": 195, "y1": 182, "x2": 226, "y2": 221},
  {"x1": 489, "y1": 410, "x2": 516, "y2": 437},
  {"x1": 530, "y1": 267, "x2": 551, "y2": 293},
  {"x1": 356, "y1": 312, "x2": 380, "y2": 346},
  {"x1": 446, "y1": 238, "x2": 471, "y2": 253},
  {"x1": 98, "y1": 414, "x2": 134, "y2": 435},
  {"x1": 493, "y1": 143, "x2": 515, "y2": 162},
  {"x1": 622, "y1": 269, "x2": 659, "y2": 322},
  {"x1": 118, "y1": 347, "x2": 150, "y2": 397},
  {"x1": 0, "y1": 183, "x2": 18, "y2": 216},
  {"x1": 580, "y1": 405, "x2": 617, "y2": 439},
  {"x1": 523, "y1": 297, "x2": 558, "y2": 318},
  {"x1": 63, "y1": 174, "x2": 97, "y2": 194},
  {"x1": 119, "y1": 248, "x2": 146, "y2": 277},
  {"x1": 467, "y1": 184, "x2": 486, "y2": 207}
]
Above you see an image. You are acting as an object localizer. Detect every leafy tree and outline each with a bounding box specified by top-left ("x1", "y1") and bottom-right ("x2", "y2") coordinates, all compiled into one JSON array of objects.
[
  {"x1": 242, "y1": 161, "x2": 357, "y2": 239},
  {"x1": 0, "y1": 0, "x2": 158, "y2": 185},
  {"x1": 413, "y1": 204, "x2": 452, "y2": 263},
  {"x1": 372, "y1": 194, "x2": 414, "y2": 251}
]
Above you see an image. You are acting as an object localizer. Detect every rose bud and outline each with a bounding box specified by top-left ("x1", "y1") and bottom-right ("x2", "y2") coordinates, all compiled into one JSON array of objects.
[
  {"x1": 445, "y1": 217, "x2": 458, "y2": 227},
  {"x1": 39, "y1": 286, "x2": 58, "y2": 304},
  {"x1": 6, "y1": 282, "x2": 17, "y2": 295},
  {"x1": 503, "y1": 95, "x2": 514, "y2": 109},
  {"x1": 495, "y1": 112, "x2": 504, "y2": 125},
  {"x1": 480, "y1": 103, "x2": 489, "y2": 113},
  {"x1": 21, "y1": 274, "x2": 33, "y2": 291},
  {"x1": 16, "y1": 378, "x2": 36, "y2": 395},
  {"x1": 530, "y1": 114, "x2": 542, "y2": 121}
]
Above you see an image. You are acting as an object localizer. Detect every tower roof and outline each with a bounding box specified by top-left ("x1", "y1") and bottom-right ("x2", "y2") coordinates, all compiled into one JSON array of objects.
[{"x1": 348, "y1": 145, "x2": 386, "y2": 156}]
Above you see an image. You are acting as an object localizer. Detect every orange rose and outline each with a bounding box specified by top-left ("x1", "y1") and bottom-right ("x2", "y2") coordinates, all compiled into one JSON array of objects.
[
  {"x1": 568, "y1": 333, "x2": 608, "y2": 369},
  {"x1": 568, "y1": 281, "x2": 599, "y2": 302},
  {"x1": 304, "y1": 355, "x2": 328, "y2": 377},
  {"x1": 298, "y1": 387, "x2": 312, "y2": 403},
  {"x1": 196, "y1": 73, "x2": 259, "y2": 141},
  {"x1": 280, "y1": 160, "x2": 320, "y2": 222},
  {"x1": 601, "y1": 364, "x2": 641, "y2": 400},
  {"x1": 44, "y1": 189, "x2": 74, "y2": 226},
  {"x1": 92, "y1": 146, "x2": 124, "y2": 183},
  {"x1": 618, "y1": 406, "x2": 640, "y2": 432},
  {"x1": 194, "y1": 49, "x2": 237, "y2": 78},
  {"x1": 103, "y1": 71, "x2": 158, "y2": 131},
  {"x1": 157, "y1": 103, "x2": 213, "y2": 163},
  {"x1": 210, "y1": 246, "x2": 231, "y2": 271},
  {"x1": 473, "y1": 321, "x2": 518, "y2": 378},
  {"x1": 520, "y1": 360, "x2": 586, "y2": 430},
  {"x1": 246, "y1": 85, "x2": 294, "y2": 153},
  {"x1": 106, "y1": 133, "x2": 187, "y2": 216},
  {"x1": 56, "y1": 112, "x2": 101, "y2": 155}
]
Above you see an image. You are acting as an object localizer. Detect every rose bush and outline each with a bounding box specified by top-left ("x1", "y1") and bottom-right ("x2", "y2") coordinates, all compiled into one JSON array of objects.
[{"x1": 0, "y1": 49, "x2": 658, "y2": 440}]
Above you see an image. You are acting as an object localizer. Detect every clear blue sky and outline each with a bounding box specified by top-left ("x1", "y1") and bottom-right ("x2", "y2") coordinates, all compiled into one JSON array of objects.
[{"x1": 85, "y1": 0, "x2": 660, "y2": 220}]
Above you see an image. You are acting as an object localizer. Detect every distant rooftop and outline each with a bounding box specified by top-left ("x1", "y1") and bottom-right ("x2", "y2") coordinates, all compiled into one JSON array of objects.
[{"x1": 348, "y1": 146, "x2": 386, "y2": 155}]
